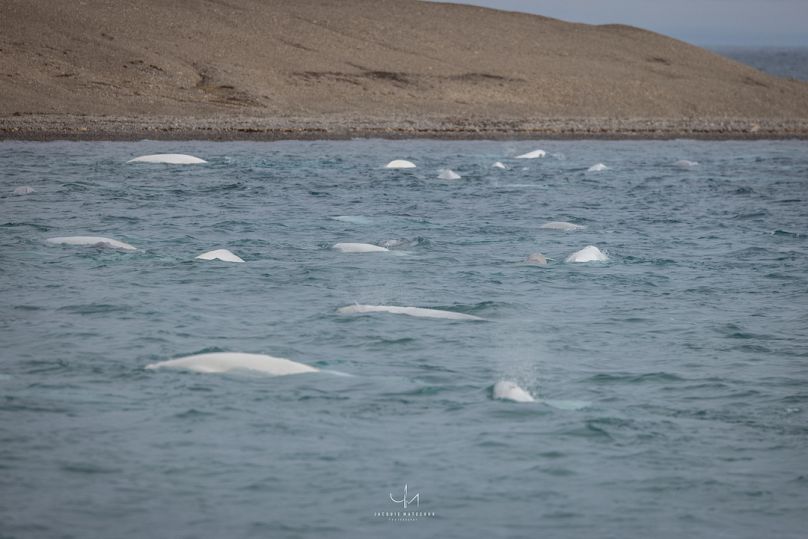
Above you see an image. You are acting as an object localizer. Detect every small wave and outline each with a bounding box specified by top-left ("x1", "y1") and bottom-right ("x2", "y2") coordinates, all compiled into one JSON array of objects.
[
  {"x1": 173, "y1": 408, "x2": 217, "y2": 420},
  {"x1": 433, "y1": 300, "x2": 498, "y2": 317},
  {"x1": 1, "y1": 221, "x2": 51, "y2": 231},
  {"x1": 734, "y1": 210, "x2": 769, "y2": 219},
  {"x1": 368, "y1": 336, "x2": 417, "y2": 346},
  {"x1": 560, "y1": 422, "x2": 614, "y2": 440},
  {"x1": 61, "y1": 462, "x2": 120, "y2": 475},
  {"x1": 770, "y1": 229, "x2": 802, "y2": 237},
  {"x1": 13, "y1": 305, "x2": 45, "y2": 311},
  {"x1": 378, "y1": 237, "x2": 431, "y2": 250},
  {"x1": 200, "y1": 182, "x2": 245, "y2": 193},
  {"x1": 332, "y1": 215, "x2": 373, "y2": 225},
  {"x1": 57, "y1": 303, "x2": 131, "y2": 315},
  {"x1": 388, "y1": 386, "x2": 452, "y2": 397},
  {"x1": 587, "y1": 372, "x2": 685, "y2": 384},
  {"x1": 542, "y1": 399, "x2": 591, "y2": 411},
  {"x1": 716, "y1": 323, "x2": 776, "y2": 340}
]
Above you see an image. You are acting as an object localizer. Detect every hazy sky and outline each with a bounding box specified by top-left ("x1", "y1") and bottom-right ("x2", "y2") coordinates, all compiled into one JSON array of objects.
[{"x1": 433, "y1": 1, "x2": 808, "y2": 46}]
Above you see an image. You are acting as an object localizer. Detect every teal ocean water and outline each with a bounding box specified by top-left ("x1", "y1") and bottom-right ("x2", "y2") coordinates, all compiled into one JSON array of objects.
[{"x1": 1, "y1": 139, "x2": 807, "y2": 538}]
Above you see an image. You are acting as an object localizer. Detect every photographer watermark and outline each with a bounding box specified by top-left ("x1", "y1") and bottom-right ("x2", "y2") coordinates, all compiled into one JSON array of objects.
[{"x1": 374, "y1": 484, "x2": 437, "y2": 522}]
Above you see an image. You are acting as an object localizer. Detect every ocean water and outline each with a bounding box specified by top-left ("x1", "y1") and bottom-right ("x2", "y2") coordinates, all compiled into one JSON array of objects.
[
  {"x1": 1, "y1": 139, "x2": 807, "y2": 539},
  {"x1": 713, "y1": 46, "x2": 808, "y2": 81}
]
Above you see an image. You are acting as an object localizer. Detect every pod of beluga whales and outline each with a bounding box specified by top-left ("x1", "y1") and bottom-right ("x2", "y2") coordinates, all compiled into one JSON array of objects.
[{"x1": 31, "y1": 150, "x2": 700, "y2": 405}]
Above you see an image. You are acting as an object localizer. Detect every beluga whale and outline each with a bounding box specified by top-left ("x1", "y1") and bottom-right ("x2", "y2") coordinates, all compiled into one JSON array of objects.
[
  {"x1": 540, "y1": 221, "x2": 586, "y2": 231},
  {"x1": 13, "y1": 186, "x2": 35, "y2": 195},
  {"x1": 674, "y1": 159, "x2": 699, "y2": 169},
  {"x1": 127, "y1": 154, "x2": 207, "y2": 164},
  {"x1": 492, "y1": 381, "x2": 590, "y2": 408},
  {"x1": 587, "y1": 163, "x2": 609, "y2": 172},
  {"x1": 145, "y1": 352, "x2": 318, "y2": 376},
  {"x1": 46, "y1": 236, "x2": 137, "y2": 251},
  {"x1": 385, "y1": 159, "x2": 416, "y2": 169},
  {"x1": 565, "y1": 245, "x2": 608, "y2": 263},
  {"x1": 492, "y1": 381, "x2": 535, "y2": 403},
  {"x1": 333, "y1": 243, "x2": 389, "y2": 253},
  {"x1": 196, "y1": 249, "x2": 245, "y2": 263},
  {"x1": 526, "y1": 252, "x2": 548, "y2": 266},
  {"x1": 337, "y1": 304, "x2": 483, "y2": 321},
  {"x1": 515, "y1": 149, "x2": 546, "y2": 159},
  {"x1": 492, "y1": 161, "x2": 509, "y2": 170},
  {"x1": 437, "y1": 169, "x2": 461, "y2": 180}
]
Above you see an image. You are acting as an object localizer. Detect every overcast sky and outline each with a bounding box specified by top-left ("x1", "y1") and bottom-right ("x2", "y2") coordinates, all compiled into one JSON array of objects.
[{"x1": 433, "y1": 1, "x2": 808, "y2": 47}]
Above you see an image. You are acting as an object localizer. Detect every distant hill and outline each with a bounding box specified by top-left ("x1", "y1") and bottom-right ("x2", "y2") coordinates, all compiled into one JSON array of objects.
[{"x1": 1, "y1": 0, "x2": 807, "y2": 138}]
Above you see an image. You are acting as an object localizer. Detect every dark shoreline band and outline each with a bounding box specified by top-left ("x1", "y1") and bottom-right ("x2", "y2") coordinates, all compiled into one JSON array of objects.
[{"x1": 3, "y1": 116, "x2": 807, "y2": 141}]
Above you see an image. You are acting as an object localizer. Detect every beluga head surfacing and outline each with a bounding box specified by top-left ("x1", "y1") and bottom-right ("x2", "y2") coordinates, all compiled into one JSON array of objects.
[
  {"x1": 492, "y1": 381, "x2": 535, "y2": 402},
  {"x1": 526, "y1": 252, "x2": 548, "y2": 266}
]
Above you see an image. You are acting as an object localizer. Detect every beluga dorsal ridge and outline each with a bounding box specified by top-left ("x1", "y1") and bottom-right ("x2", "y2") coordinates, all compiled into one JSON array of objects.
[
  {"x1": 437, "y1": 169, "x2": 461, "y2": 180},
  {"x1": 515, "y1": 149, "x2": 546, "y2": 159},
  {"x1": 145, "y1": 352, "x2": 319, "y2": 376},
  {"x1": 337, "y1": 304, "x2": 483, "y2": 320},
  {"x1": 46, "y1": 236, "x2": 137, "y2": 251},
  {"x1": 526, "y1": 252, "x2": 548, "y2": 266},
  {"x1": 385, "y1": 159, "x2": 416, "y2": 169},
  {"x1": 565, "y1": 245, "x2": 608, "y2": 263},
  {"x1": 196, "y1": 249, "x2": 245, "y2": 263},
  {"x1": 333, "y1": 243, "x2": 389, "y2": 253},
  {"x1": 540, "y1": 221, "x2": 585, "y2": 231},
  {"x1": 127, "y1": 154, "x2": 207, "y2": 164},
  {"x1": 492, "y1": 381, "x2": 535, "y2": 402}
]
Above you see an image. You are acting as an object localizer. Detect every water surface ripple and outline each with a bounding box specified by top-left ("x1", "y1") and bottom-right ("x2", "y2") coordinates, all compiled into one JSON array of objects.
[{"x1": 1, "y1": 139, "x2": 807, "y2": 538}]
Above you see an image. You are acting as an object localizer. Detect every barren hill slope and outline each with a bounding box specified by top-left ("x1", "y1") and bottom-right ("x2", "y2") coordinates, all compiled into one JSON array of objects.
[{"x1": 1, "y1": 0, "x2": 807, "y2": 138}]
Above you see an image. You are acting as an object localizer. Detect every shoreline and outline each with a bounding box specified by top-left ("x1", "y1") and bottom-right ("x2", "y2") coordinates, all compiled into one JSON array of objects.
[{"x1": 3, "y1": 116, "x2": 808, "y2": 141}]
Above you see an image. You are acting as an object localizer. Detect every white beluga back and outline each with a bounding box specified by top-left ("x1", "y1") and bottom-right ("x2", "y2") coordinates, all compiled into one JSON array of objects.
[
  {"x1": 515, "y1": 149, "x2": 546, "y2": 159},
  {"x1": 540, "y1": 221, "x2": 585, "y2": 231},
  {"x1": 385, "y1": 159, "x2": 416, "y2": 169},
  {"x1": 565, "y1": 245, "x2": 608, "y2": 263},
  {"x1": 493, "y1": 381, "x2": 535, "y2": 403},
  {"x1": 333, "y1": 243, "x2": 389, "y2": 253},
  {"x1": 526, "y1": 252, "x2": 548, "y2": 266},
  {"x1": 196, "y1": 249, "x2": 245, "y2": 263},
  {"x1": 127, "y1": 154, "x2": 207, "y2": 164},
  {"x1": 492, "y1": 161, "x2": 508, "y2": 170},
  {"x1": 13, "y1": 186, "x2": 35, "y2": 195},
  {"x1": 437, "y1": 169, "x2": 461, "y2": 180},
  {"x1": 337, "y1": 304, "x2": 483, "y2": 321},
  {"x1": 587, "y1": 163, "x2": 609, "y2": 172},
  {"x1": 145, "y1": 352, "x2": 318, "y2": 376},
  {"x1": 674, "y1": 159, "x2": 699, "y2": 169},
  {"x1": 46, "y1": 236, "x2": 137, "y2": 251}
]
